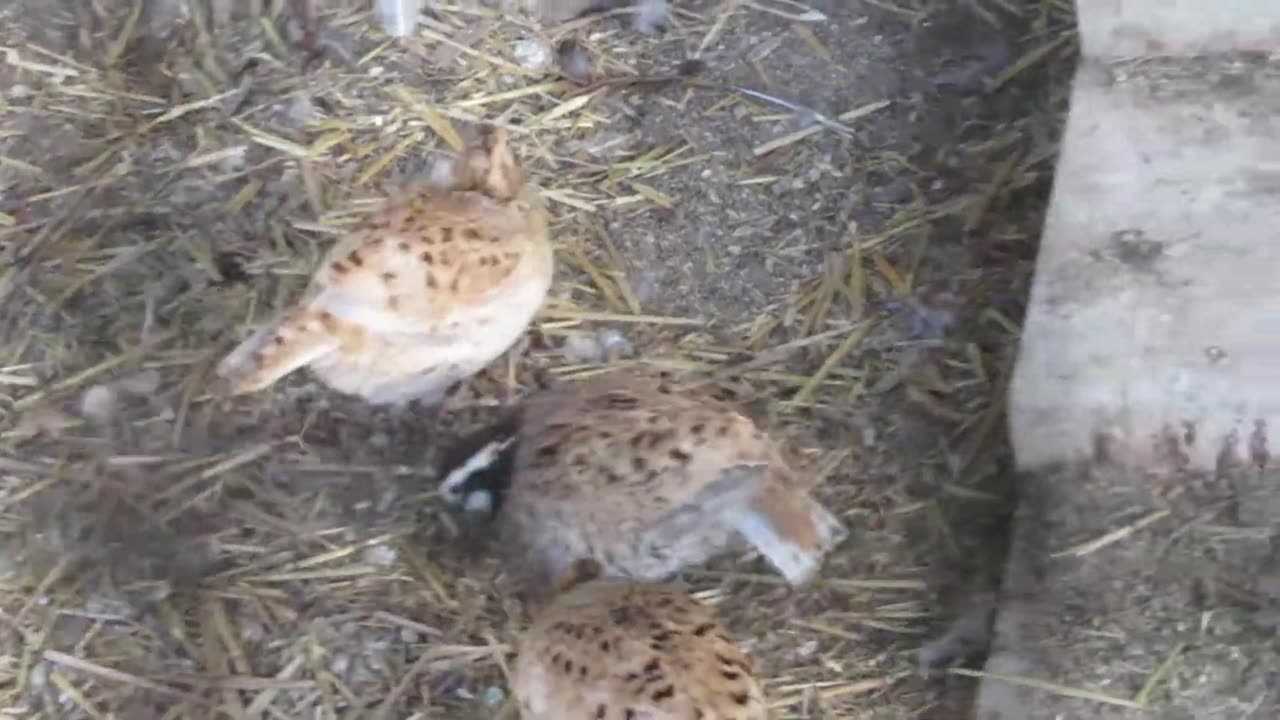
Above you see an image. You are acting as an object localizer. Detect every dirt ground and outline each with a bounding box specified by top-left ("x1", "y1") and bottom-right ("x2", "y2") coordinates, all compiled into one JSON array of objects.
[
  {"x1": 0, "y1": 1, "x2": 1073, "y2": 717},
  {"x1": 981, "y1": 462, "x2": 1280, "y2": 720}
]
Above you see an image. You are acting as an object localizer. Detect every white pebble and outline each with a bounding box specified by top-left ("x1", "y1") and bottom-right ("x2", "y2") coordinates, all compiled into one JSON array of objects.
[
  {"x1": 362, "y1": 545, "x2": 398, "y2": 567},
  {"x1": 597, "y1": 328, "x2": 634, "y2": 359},
  {"x1": 328, "y1": 653, "x2": 351, "y2": 676},
  {"x1": 288, "y1": 95, "x2": 317, "y2": 125},
  {"x1": 561, "y1": 332, "x2": 604, "y2": 364},
  {"x1": 513, "y1": 38, "x2": 552, "y2": 72},
  {"x1": 80, "y1": 385, "x2": 117, "y2": 425},
  {"x1": 481, "y1": 686, "x2": 507, "y2": 708},
  {"x1": 28, "y1": 661, "x2": 49, "y2": 692}
]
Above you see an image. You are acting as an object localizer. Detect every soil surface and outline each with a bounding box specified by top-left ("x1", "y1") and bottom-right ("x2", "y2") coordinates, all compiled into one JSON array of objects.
[{"x1": 981, "y1": 464, "x2": 1280, "y2": 720}]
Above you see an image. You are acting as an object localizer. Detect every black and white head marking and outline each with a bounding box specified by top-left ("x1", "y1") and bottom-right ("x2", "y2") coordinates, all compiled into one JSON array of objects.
[{"x1": 438, "y1": 416, "x2": 521, "y2": 517}]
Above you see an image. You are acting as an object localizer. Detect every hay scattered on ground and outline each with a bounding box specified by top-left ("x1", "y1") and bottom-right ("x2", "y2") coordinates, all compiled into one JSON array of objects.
[{"x1": 0, "y1": 0, "x2": 1075, "y2": 717}]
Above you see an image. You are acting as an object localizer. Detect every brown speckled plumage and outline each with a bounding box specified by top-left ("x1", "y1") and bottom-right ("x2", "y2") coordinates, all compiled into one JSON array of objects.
[
  {"x1": 440, "y1": 371, "x2": 847, "y2": 598},
  {"x1": 216, "y1": 127, "x2": 553, "y2": 406},
  {"x1": 514, "y1": 567, "x2": 768, "y2": 720}
]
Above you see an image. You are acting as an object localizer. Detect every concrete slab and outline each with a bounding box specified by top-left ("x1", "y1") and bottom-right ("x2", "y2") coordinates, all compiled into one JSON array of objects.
[
  {"x1": 1009, "y1": 56, "x2": 1280, "y2": 478},
  {"x1": 1077, "y1": 0, "x2": 1280, "y2": 58},
  {"x1": 984, "y1": 55, "x2": 1280, "y2": 720}
]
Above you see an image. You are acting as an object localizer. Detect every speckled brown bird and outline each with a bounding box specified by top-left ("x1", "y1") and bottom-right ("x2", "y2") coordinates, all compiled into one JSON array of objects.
[
  {"x1": 438, "y1": 370, "x2": 847, "y2": 597},
  {"x1": 216, "y1": 126, "x2": 553, "y2": 406},
  {"x1": 513, "y1": 558, "x2": 768, "y2": 720}
]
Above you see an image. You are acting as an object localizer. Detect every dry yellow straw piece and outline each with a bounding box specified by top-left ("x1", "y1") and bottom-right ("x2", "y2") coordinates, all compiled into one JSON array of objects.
[
  {"x1": 1050, "y1": 509, "x2": 1171, "y2": 558},
  {"x1": 948, "y1": 668, "x2": 1149, "y2": 710}
]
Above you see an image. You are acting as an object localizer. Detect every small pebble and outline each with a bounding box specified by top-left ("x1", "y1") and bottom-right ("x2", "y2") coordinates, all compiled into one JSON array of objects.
[
  {"x1": 861, "y1": 425, "x2": 878, "y2": 448},
  {"x1": 597, "y1": 328, "x2": 634, "y2": 360},
  {"x1": 562, "y1": 332, "x2": 604, "y2": 364},
  {"x1": 795, "y1": 639, "x2": 820, "y2": 660},
  {"x1": 28, "y1": 661, "x2": 49, "y2": 692},
  {"x1": 288, "y1": 95, "x2": 317, "y2": 126},
  {"x1": 362, "y1": 545, "x2": 398, "y2": 567},
  {"x1": 80, "y1": 385, "x2": 118, "y2": 425},
  {"x1": 329, "y1": 653, "x2": 352, "y2": 676},
  {"x1": 374, "y1": 0, "x2": 423, "y2": 37},
  {"x1": 481, "y1": 685, "x2": 507, "y2": 709},
  {"x1": 513, "y1": 38, "x2": 552, "y2": 72}
]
